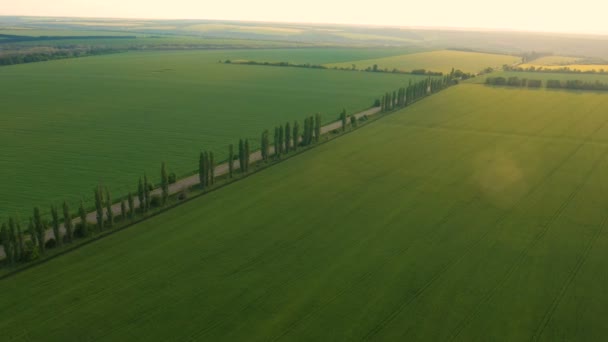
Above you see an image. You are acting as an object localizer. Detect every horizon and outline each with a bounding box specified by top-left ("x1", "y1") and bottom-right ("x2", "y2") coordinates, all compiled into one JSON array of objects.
[{"x1": 2, "y1": 0, "x2": 608, "y2": 36}]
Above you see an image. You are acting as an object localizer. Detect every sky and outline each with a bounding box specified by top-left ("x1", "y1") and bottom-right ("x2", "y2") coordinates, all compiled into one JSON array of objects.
[{"x1": 2, "y1": 0, "x2": 608, "y2": 35}]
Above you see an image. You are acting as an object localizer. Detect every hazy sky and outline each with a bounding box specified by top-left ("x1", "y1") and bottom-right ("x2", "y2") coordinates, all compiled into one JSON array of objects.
[{"x1": 3, "y1": 0, "x2": 608, "y2": 34}]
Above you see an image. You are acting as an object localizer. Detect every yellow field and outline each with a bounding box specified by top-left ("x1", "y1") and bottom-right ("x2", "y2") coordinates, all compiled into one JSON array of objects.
[{"x1": 325, "y1": 50, "x2": 521, "y2": 73}]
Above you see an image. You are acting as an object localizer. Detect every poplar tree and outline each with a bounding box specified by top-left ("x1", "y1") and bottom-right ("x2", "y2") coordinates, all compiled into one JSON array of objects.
[
  {"x1": 161, "y1": 162, "x2": 169, "y2": 205},
  {"x1": 79, "y1": 201, "x2": 88, "y2": 237},
  {"x1": 351, "y1": 115, "x2": 358, "y2": 128},
  {"x1": 261, "y1": 131, "x2": 267, "y2": 161},
  {"x1": 340, "y1": 109, "x2": 347, "y2": 131},
  {"x1": 144, "y1": 174, "x2": 151, "y2": 211},
  {"x1": 50, "y1": 204, "x2": 61, "y2": 247},
  {"x1": 228, "y1": 144, "x2": 234, "y2": 178},
  {"x1": 261, "y1": 131, "x2": 269, "y2": 162},
  {"x1": 285, "y1": 122, "x2": 291, "y2": 153},
  {"x1": 33, "y1": 207, "x2": 45, "y2": 253},
  {"x1": 381, "y1": 95, "x2": 386, "y2": 112},
  {"x1": 138, "y1": 177, "x2": 145, "y2": 212},
  {"x1": 278, "y1": 125, "x2": 284, "y2": 155},
  {"x1": 8, "y1": 220, "x2": 17, "y2": 262},
  {"x1": 0, "y1": 223, "x2": 12, "y2": 265},
  {"x1": 238, "y1": 139, "x2": 245, "y2": 173},
  {"x1": 15, "y1": 219, "x2": 24, "y2": 261},
  {"x1": 105, "y1": 188, "x2": 113, "y2": 228},
  {"x1": 63, "y1": 201, "x2": 73, "y2": 243},
  {"x1": 315, "y1": 113, "x2": 322, "y2": 142},
  {"x1": 198, "y1": 152, "x2": 206, "y2": 189},
  {"x1": 244, "y1": 139, "x2": 250, "y2": 171},
  {"x1": 293, "y1": 121, "x2": 299, "y2": 151},
  {"x1": 209, "y1": 152, "x2": 215, "y2": 185},
  {"x1": 128, "y1": 192, "x2": 135, "y2": 219},
  {"x1": 94, "y1": 185, "x2": 104, "y2": 230}
]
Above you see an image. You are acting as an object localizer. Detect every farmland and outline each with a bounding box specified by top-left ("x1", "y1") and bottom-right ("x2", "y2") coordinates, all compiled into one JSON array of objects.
[
  {"x1": 325, "y1": 50, "x2": 521, "y2": 73},
  {"x1": 2, "y1": 84, "x2": 608, "y2": 340},
  {"x1": 0, "y1": 48, "x2": 431, "y2": 218}
]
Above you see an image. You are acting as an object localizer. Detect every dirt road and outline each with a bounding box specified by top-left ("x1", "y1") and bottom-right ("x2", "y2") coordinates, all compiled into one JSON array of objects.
[{"x1": 0, "y1": 107, "x2": 380, "y2": 259}]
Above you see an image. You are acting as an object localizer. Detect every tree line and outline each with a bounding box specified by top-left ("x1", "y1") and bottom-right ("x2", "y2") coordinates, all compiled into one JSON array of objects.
[
  {"x1": 546, "y1": 79, "x2": 608, "y2": 91},
  {"x1": 0, "y1": 47, "x2": 122, "y2": 66},
  {"x1": 486, "y1": 77, "x2": 543, "y2": 88},
  {"x1": 225, "y1": 59, "x2": 471, "y2": 78},
  {"x1": 504, "y1": 64, "x2": 608, "y2": 75},
  {"x1": 0, "y1": 75, "x2": 458, "y2": 269}
]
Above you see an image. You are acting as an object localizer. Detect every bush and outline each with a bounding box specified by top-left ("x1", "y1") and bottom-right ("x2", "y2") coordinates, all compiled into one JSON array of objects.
[
  {"x1": 177, "y1": 190, "x2": 188, "y2": 201},
  {"x1": 150, "y1": 195, "x2": 162, "y2": 208},
  {"x1": 373, "y1": 99, "x2": 381, "y2": 107},
  {"x1": 44, "y1": 238, "x2": 57, "y2": 249},
  {"x1": 168, "y1": 172, "x2": 177, "y2": 184},
  {"x1": 22, "y1": 241, "x2": 40, "y2": 262},
  {"x1": 74, "y1": 223, "x2": 88, "y2": 238}
]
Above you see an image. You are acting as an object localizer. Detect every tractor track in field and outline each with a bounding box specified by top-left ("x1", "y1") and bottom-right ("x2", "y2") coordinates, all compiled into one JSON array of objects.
[
  {"x1": 447, "y1": 106, "x2": 608, "y2": 342},
  {"x1": 531, "y1": 204, "x2": 608, "y2": 341}
]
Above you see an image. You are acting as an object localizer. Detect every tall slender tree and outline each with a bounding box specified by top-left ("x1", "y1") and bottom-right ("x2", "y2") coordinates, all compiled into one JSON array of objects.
[
  {"x1": 50, "y1": 204, "x2": 62, "y2": 247},
  {"x1": 15, "y1": 218, "x2": 24, "y2": 261},
  {"x1": 209, "y1": 152, "x2": 215, "y2": 186},
  {"x1": 278, "y1": 125, "x2": 284, "y2": 156},
  {"x1": 340, "y1": 109, "x2": 347, "y2": 131},
  {"x1": 144, "y1": 174, "x2": 151, "y2": 211},
  {"x1": 314, "y1": 113, "x2": 322, "y2": 142},
  {"x1": 33, "y1": 207, "x2": 45, "y2": 253},
  {"x1": 0, "y1": 223, "x2": 13, "y2": 265},
  {"x1": 161, "y1": 162, "x2": 169, "y2": 205},
  {"x1": 138, "y1": 177, "x2": 145, "y2": 212},
  {"x1": 228, "y1": 144, "x2": 234, "y2": 178},
  {"x1": 62, "y1": 201, "x2": 73, "y2": 243},
  {"x1": 244, "y1": 139, "x2": 250, "y2": 172},
  {"x1": 105, "y1": 188, "x2": 113, "y2": 228},
  {"x1": 238, "y1": 139, "x2": 245, "y2": 173},
  {"x1": 198, "y1": 151, "x2": 207, "y2": 189},
  {"x1": 94, "y1": 185, "x2": 104, "y2": 230},
  {"x1": 28, "y1": 217, "x2": 37, "y2": 251},
  {"x1": 293, "y1": 121, "x2": 299, "y2": 151},
  {"x1": 285, "y1": 122, "x2": 291, "y2": 153}
]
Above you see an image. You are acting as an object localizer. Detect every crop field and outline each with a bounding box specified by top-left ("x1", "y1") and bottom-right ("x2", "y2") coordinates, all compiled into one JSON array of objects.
[
  {"x1": 0, "y1": 49, "x2": 430, "y2": 218},
  {"x1": 325, "y1": 50, "x2": 521, "y2": 73},
  {"x1": 519, "y1": 64, "x2": 608, "y2": 72},
  {"x1": 2, "y1": 84, "x2": 608, "y2": 340},
  {"x1": 526, "y1": 55, "x2": 581, "y2": 66}
]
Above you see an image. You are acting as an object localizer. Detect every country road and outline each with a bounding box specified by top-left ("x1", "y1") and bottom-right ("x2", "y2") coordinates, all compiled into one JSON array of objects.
[{"x1": 0, "y1": 106, "x2": 380, "y2": 259}]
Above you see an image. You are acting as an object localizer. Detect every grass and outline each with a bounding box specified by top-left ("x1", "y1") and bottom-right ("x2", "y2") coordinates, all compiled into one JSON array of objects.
[
  {"x1": 325, "y1": 50, "x2": 521, "y2": 73},
  {"x1": 0, "y1": 49, "x2": 428, "y2": 218},
  {"x1": 2, "y1": 84, "x2": 608, "y2": 340}
]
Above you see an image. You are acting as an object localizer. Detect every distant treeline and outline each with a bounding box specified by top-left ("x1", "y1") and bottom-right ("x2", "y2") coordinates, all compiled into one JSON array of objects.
[
  {"x1": 486, "y1": 77, "x2": 543, "y2": 88},
  {"x1": 0, "y1": 34, "x2": 136, "y2": 44},
  {"x1": 546, "y1": 79, "x2": 608, "y2": 91},
  {"x1": 504, "y1": 65, "x2": 608, "y2": 75},
  {"x1": 0, "y1": 47, "x2": 122, "y2": 66},
  {"x1": 225, "y1": 59, "x2": 472, "y2": 78}
]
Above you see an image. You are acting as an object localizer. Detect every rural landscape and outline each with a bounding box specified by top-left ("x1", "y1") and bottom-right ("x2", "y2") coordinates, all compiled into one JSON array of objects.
[{"x1": 2, "y1": 3, "x2": 608, "y2": 341}]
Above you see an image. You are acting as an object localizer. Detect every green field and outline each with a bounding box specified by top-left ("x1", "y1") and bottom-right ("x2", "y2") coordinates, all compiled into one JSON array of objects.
[
  {"x1": 325, "y1": 50, "x2": 521, "y2": 73},
  {"x1": 0, "y1": 49, "x2": 429, "y2": 218},
  {"x1": 2, "y1": 84, "x2": 608, "y2": 340}
]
